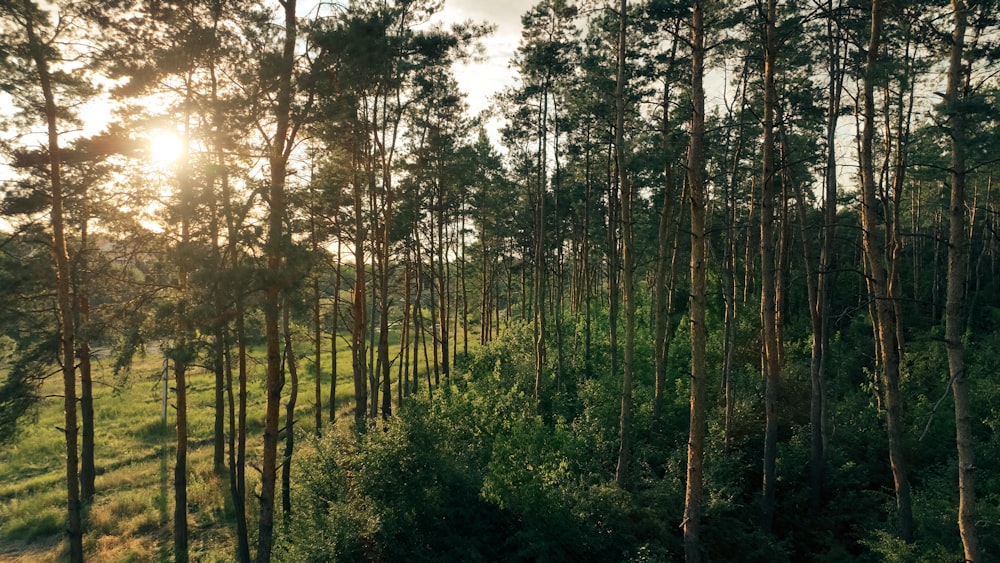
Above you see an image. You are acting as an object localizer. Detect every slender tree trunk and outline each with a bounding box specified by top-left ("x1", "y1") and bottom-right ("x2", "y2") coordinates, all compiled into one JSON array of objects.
[
  {"x1": 428, "y1": 205, "x2": 441, "y2": 385},
  {"x1": 331, "y1": 236, "x2": 341, "y2": 423},
  {"x1": 944, "y1": 2, "x2": 979, "y2": 559},
  {"x1": 722, "y1": 64, "x2": 750, "y2": 449},
  {"x1": 312, "y1": 192, "x2": 323, "y2": 435},
  {"x1": 614, "y1": 0, "x2": 634, "y2": 488},
  {"x1": 281, "y1": 302, "x2": 299, "y2": 519},
  {"x1": 378, "y1": 155, "x2": 394, "y2": 420},
  {"x1": 79, "y1": 304, "x2": 95, "y2": 503},
  {"x1": 534, "y1": 94, "x2": 548, "y2": 406},
  {"x1": 582, "y1": 128, "x2": 594, "y2": 380},
  {"x1": 607, "y1": 139, "x2": 620, "y2": 406},
  {"x1": 653, "y1": 36, "x2": 680, "y2": 436},
  {"x1": 439, "y1": 184, "x2": 452, "y2": 384},
  {"x1": 234, "y1": 307, "x2": 250, "y2": 562},
  {"x1": 760, "y1": 0, "x2": 780, "y2": 536},
  {"x1": 258, "y1": 1, "x2": 296, "y2": 559},
  {"x1": 413, "y1": 226, "x2": 427, "y2": 396},
  {"x1": 809, "y1": 0, "x2": 843, "y2": 510},
  {"x1": 75, "y1": 212, "x2": 96, "y2": 503},
  {"x1": 378, "y1": 243, "x2": 392, "y2": 420},
  {"x1": 684, "y1": 2, "x2": 707, "y2": 560},
  {"x1": 173, "y1": 348, "x2": 189, "y2": 562},
  {"x1": 401, "y1": 259, "x2": 412, "y2": 398},
  {"x1": 210, "y1": 188, "x2": 226, "y2": 475},
  {"x1": 461, "y1": 209, "x2": 470, "y2": 357},
  {"x1": 353, "y1": 167, "x2": 369, "y2": 428},
  {"x1": 480, "y1": 239, "x2": 491, "y2": 346},
  {"x1": 25, "y1": 9, "x2": 82, "y2": 559},
  {"x1": 415, "y1": 229, "x2": 432, "y2": 397},
  {"x1": 367, "y1": 266, "x2": 378, "y2": 419},
  {"x1": 172, "y1": 93, "x2": 195, "y2": 563},
  {"x1": 221, "y1": 160, "x2": 251, "y2": 562},
  {"x1": 205, "y1": 9, "x2": 225, "y2": 483},
  {"x1": 860, "y1": 0, "x2": 914, "y2": 542}
]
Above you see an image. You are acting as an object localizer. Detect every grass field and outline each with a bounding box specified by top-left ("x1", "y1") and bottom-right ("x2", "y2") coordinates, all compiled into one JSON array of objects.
[{"x1": 0, "y1": 340, "x2": 367, "y2": 562}]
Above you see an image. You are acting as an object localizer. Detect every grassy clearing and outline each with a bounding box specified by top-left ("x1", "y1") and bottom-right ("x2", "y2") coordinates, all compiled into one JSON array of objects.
[
  {"x1": 0, "y1": 322, "x2": 473, "y2": 561},
  {"x1": 0, "y1": 338, "x2": 371, "y2": 562}
]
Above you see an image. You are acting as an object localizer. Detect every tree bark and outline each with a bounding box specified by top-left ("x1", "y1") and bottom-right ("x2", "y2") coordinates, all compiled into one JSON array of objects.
[
  {"x1": 221, "y1": 156, "x2": 251, "y2": 562},
  {"x1": 653, "y1": 34, "x2": 680, "y2": 437},
  {"x1": 860, "y1": 0, "x2": 914, "y2": 542},
  {"x1": 353, "y1": 163, "x2": 369, "y2": 429},
  {"x1": 24, "y1": 5, "x2": 83, "y2": 559},
  {"x1": 173, "y1": 348, "x2": 189, "y2": 562},
  {"x1": 75, "y1": 213, "x2": 96, "y2": 502},
  {"x1": 614, "y1": 0, "x2": 634, "y2": 488},
  {"x1": 331, "y1": 232, "x2": 342, "y2": 424},
  {"x1": 944, "y1": 2, "x2": 979, "y2": 559},
  {"x1": 684, "y1": 2, "x2": 707, "y2": 560},
  {"x1": 312, "y1": 189, "x2": 323, "y2": 435},
  {"x1": 808, "y1": 0, "x2": 844, "y2": 510},
  {"x1": 760, "y1": 0, "x2": 780, "y2": 536},
  {"x1": 172, "y1": 86, "x2": 195, "y2": 563},
  {"x1": 281, "y1": 301, "x2": 299, "y2": 518},
  {"x1": 258, "y1": 0, "x2": 296, "y2": 559},
  {"x1": 533, "y1": 91, "x2": 548, "y2": 407}
]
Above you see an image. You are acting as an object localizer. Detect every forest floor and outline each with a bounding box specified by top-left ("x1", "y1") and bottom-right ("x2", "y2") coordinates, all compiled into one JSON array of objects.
[{"x1": 0, "y1": 343, "x2": 363, "y2": 562}]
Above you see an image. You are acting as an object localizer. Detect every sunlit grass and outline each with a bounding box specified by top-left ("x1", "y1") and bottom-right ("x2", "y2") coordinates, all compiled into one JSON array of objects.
[{"x1": 0, "y1": 329, "x2": 474, "y2": 560}]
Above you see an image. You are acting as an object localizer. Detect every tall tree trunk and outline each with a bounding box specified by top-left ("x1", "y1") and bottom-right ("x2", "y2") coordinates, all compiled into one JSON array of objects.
[
  {"x1": 944, "y1": 2, "x2": 979, "y2": 559},
  {"x1": 684, "y1": 2, "x2": 707, "y2": 560},
  {"x1": 428, "y1": 203, "x2": 441, "y2": 385},
  {"x1": 582, "y1": 129, "x2": 594, "y2": 380},
  {"x1": 79, "y1": 300, "x2": 95, "y2": 503},
  {"x1": 75, "y1": 211, "x2": 96, "y2": 503},
  {"x1": 760, "y1": 0, "x2": 780, "y2": 536},
  {"x1": 860, "y1": 0, "x2": 914, "y2": 542},
  {"x1": 415, "y1": 228, "x2": 432, "y2": 397},
  {"x1": 439, "y1": 185, "x2": 452, "y2": 384},
  {"x1": 210, "y1": 184, "x2": 226, "y2": 475},
  {"x1": 607, "y1": 139, "x2": 620, "y2": 408},
  {"x1": 258, "y1": 1, "x2": 296, "y2": 559},
  {"x1": 400, "y1": 258, "x2": 412, "y2": 399},
  {"x1": 312, "y1": 190, "x2": 323, "y2": 435},
  {"x1": 378, "y1": 243, "x2": 392, "y2": 420},
  {"x1": 460, "y1": 208, "x2": 470, "y2": 357},
  {"x1": 534, "y1": 94, "x2": 548, "y2": 407},
  {"x1": 331, "y1": 233, "x2": 342, "y2": 423},
  {"x1": 782, "y1": 102, "x2": 823, "y2": 511},
  {"x1": 653, "y1": 35, "x2": 680, "y2": 437},
  {"x1": 722, "y1": 64, "x2": 750, "y2": 450},
  {"x1": 281, "y1": 301, "x2": 299, "y2": 518},
  {"x1": 367, "y1": 266, "x2": 378, "y2": 419},
  {"x1": 173, "y1": 347, "x2": 189, "y2": 563},
  {"x1": 808, "y1": 0, "x2": 843, "y2": 510},
  {"x1": 614, "y1": 0, "x2": 634, "y2": 488},
  {"x1": 221, "y1": 160, "x2": 251, "y2": 562},
  {"x1": 209, "y1": 32, "x2": 251, "y2": 555},
  {"x1": 377, "y1": 146, "x2": 394, "y2": 420},
  {"x1": 353, "y1": 166, "x2": 369, "y2": 429},
  {"x1": 480, "y1": 238, "x2": 492, "y2": 346},
  {"x1": 172, "y1": 93, "x2": 195, "y2": 563},
  {"x1": 25, "y1": 7, "x2": 82, "y2": 558}
]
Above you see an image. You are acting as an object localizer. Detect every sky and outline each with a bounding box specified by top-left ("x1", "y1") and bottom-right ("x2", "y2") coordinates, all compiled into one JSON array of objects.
[{"x1": 431, "y1": 0, "x2": 536, "y2": 115}]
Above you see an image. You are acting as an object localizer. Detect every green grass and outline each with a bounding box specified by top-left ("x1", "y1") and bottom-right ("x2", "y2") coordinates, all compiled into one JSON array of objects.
[
  {"x1": 0, "y1": 323, "x2": 478, "y2": 561},
  {"x1": 0, "y1": 340, "x2": 366, "y2": 562}
]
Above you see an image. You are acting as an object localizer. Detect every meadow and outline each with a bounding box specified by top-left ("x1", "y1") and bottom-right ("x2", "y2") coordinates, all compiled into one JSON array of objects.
[{"x1": 0, "y1": 342, "x2": 361, "y2": 562}]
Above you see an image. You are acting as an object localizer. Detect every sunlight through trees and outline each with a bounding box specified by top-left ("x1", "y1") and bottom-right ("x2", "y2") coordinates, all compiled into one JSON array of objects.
[{"x1": 2, "y1": 0, "x2": 1000, "y2": 561}]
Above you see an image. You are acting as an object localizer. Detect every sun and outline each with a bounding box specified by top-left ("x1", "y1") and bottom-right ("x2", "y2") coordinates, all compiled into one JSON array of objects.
[{"x1": 149, "y1": 131, "x2": 185, "y2": 164}]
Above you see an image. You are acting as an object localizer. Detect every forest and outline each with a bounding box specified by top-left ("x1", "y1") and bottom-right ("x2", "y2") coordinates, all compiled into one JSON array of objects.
[{"x1": 1, "y1": 0, "x2": 999, "y2": 561}]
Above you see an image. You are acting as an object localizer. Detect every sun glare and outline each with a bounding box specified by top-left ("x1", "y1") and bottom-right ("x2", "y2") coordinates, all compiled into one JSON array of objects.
[{"x1": 150, "y1": 131, "x2": 185, "y2": 164}]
